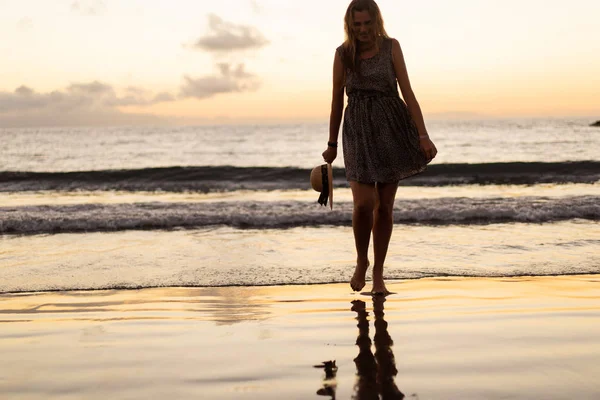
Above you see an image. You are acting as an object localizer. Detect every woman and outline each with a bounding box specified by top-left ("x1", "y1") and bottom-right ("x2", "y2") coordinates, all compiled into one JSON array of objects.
[{"x1": 322, "y1": 0, "x2": 437, "y2": 295}]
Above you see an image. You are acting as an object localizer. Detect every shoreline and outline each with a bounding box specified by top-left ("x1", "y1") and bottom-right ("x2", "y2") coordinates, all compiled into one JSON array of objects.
[{"x1": 1, "y1": 272, "x2": 600, "y2": 296}]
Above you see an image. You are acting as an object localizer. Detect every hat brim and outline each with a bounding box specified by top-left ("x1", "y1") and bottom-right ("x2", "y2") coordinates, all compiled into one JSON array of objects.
[{"x1": 327, "y1": 163, "x2": 333, "y2": 210}]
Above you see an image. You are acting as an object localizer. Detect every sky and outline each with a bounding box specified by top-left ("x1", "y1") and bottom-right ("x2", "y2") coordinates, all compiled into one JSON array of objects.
[{"x1": 1, "y1": 0, "x2": 599, "y2": 127}]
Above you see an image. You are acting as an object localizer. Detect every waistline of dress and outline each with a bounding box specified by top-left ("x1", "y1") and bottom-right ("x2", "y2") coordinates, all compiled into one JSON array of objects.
[{"x1": 347, "y1": 90, "x2": 398, "y2": 100}]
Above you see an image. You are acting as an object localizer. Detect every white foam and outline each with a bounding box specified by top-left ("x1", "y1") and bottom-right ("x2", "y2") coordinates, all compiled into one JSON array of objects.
[{"x1": 0, "y1": 195, "x2": 598, "y2": 234}]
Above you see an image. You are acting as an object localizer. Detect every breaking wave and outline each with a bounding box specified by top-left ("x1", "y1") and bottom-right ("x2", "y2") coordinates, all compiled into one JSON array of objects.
[{"x1": 1, "y1": 195, "x2": 598, "y2": 235}]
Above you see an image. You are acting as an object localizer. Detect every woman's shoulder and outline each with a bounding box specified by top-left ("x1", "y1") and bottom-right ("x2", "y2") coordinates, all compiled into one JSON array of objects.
[
  {"x1": 385, "y1": 37, "x2": 399, "y2": 47},
  {"x1": 384, "y1": 37, "x2": 402, "y2": 57}
]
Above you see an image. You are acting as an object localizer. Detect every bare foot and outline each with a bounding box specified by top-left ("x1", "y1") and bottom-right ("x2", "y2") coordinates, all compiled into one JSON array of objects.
[
  {"x1": 350, "y1": 259, "x2": 370, "y2": 292},
  {"x1": 371, "y1": 273, "x2": 390, "y2": 296}
]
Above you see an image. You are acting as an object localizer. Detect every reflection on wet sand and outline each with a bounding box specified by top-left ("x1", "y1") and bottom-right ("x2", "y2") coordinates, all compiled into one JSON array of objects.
[
  {"x1": 199, "y1": 287, "x2": 273, "y2": 326},
  {"x1": 314, "y1": 360, "x2": 338, "y2": 399},
  {"x1": 0, "y1": 287, "x2": 274, "y2": 326},
  {"x1": 352, "y1": 297, "x2": 404, "y2": 400}
]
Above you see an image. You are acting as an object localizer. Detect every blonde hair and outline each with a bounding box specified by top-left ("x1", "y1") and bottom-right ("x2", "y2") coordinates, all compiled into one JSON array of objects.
[{"x1": 342, "y1": 0, "x2": 389, "y2": 73}]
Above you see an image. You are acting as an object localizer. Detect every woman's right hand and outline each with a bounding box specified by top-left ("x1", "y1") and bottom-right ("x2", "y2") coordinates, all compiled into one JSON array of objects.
[{"x1": 322, "y1": 147, "x2": 337, "y2": 164}]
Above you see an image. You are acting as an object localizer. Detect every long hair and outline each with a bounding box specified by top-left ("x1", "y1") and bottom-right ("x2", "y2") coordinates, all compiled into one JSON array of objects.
[{"x1": 342, "y1": 0, "x2": 389, "y2": 73}]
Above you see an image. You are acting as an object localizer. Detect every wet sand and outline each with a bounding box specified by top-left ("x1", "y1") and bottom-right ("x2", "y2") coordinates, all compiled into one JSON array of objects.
[{"x1": 1, "y1": 275, "x2": 599, "y2": 399}]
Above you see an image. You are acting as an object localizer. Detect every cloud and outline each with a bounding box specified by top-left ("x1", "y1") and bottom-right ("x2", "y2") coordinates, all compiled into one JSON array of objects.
[
  {"x1": 0, "y1": 82, "x2": 175, "y2": 127},
  {"x1": 0, "y1": 63, "x2": 262, "y2": 127},
  {"x1": 15, "y1": 86, "x2": 35, "y2": 96},
  {"x1": 152, "y1": 92, "x2": 176, "y2": 103},
  {"x1": 192, "y1": 14, "x2": 269, "y2": 53},
  {"x1": 180, "y1": 63, "x2": 260, "y2": 100},
  {"x1": 0, "y1": 81, "x2": 173, "y2": 111},
  {"x1": 249, "y1": 0, "x2": 262, "y2": 14},
  {"x1": 17, "y1": 17, "x2": 33, "y2": 31},
  {"x1": 185, "y1": 14, "x2": 267, "y2": 100},
  {"x1": 71, "y1": 0, "x2": 106, "y2": 16}
]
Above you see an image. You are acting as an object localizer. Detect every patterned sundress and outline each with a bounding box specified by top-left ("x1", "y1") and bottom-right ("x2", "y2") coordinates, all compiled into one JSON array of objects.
[{"x1": 338, "y1": 38, "x2": 429, "y2": 183}]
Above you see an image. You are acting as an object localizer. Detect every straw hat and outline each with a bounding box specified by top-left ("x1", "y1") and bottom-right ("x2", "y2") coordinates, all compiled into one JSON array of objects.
[{"x1": 310, "y1": 163, "x2": 333, "y2": 210}]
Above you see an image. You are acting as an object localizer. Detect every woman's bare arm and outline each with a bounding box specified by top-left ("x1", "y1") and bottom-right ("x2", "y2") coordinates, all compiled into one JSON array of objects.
[
  {"x1": 390, "y1": 38, "x2": 428, "y2": 138},
  {"x1": 323, "y1": 50, "x2": 346, "y2": 163},
  {"x1": 329, "y1": 50, "x2": 345, "y2": 143},
  {"x1": 391, "y1": 38, "x2": 437, "y2": 160}
]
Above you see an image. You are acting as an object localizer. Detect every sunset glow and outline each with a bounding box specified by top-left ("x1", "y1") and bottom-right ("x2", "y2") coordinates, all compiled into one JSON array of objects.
[{"x1": 1, "y1": 0, "x2": 599, "y2": 126}]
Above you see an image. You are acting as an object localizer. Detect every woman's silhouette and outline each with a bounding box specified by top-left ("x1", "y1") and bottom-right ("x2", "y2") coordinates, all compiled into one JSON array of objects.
[{"x1": 322, "y1": 0, "x2": 437, "y2": 295}]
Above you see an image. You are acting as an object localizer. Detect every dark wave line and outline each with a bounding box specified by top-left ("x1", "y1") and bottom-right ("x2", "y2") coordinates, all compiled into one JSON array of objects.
[
  {"x1": 1, "y1": 195, "x2": 597, "y2": 235},
  {"x1": 0, "y1": 161, "x2": 598, "y2": 192}
]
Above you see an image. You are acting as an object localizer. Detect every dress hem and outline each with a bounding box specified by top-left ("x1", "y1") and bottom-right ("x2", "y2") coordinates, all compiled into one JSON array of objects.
[{"x1": 345, "y1": 165, "x2": 428, "y2": 184}]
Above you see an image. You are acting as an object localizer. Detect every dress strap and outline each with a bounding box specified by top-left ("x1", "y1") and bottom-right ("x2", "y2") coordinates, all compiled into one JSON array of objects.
[{"x1": 381, "y1": 38, "x2": 392, "y2": 59}]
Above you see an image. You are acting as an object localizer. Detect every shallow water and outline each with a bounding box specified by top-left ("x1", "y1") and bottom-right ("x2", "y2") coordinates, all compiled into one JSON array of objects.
[{"x1": 1, "y1": 221, "x2": 598, "y2": 293}]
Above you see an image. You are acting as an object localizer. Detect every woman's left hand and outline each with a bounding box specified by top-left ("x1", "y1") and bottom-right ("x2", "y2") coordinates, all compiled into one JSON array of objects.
[{"x1": 419, "y1": 135, "x2": 437, "y2": 161}]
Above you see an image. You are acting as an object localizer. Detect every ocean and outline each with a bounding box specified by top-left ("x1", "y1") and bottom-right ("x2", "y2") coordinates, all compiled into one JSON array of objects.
[{"x1": 1, "y1": 117, "x2": 599, "y2": 293}]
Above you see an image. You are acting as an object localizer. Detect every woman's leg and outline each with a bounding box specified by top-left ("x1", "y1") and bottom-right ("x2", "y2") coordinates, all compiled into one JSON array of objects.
[
  {"x1": 371, "y1": 182, "x2": 399, "y2": 294},
  {"x1": 349, "y1": 181, "x2": 376, "y2": 291}
]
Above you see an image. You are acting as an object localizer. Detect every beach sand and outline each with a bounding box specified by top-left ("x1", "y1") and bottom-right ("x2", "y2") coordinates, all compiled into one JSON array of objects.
[{"x1": 1, "y1": 275, "x2": 599, "y2": 399}]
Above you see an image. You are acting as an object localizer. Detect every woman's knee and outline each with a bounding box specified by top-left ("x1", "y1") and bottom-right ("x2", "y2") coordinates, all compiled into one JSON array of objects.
[
  {"x1": 374, "y1": 182, "x2": 398, "y2": 220},
  {"x1": 350, "y1": 182, "x2": 376, "y2": 216},
  {"x1": 375, "y1": 203, "x2": 394, "y2": 220},
  {"x1": 354, "y1": 200, "x2": 374, "y2": 216}
]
